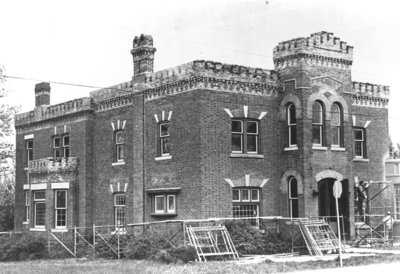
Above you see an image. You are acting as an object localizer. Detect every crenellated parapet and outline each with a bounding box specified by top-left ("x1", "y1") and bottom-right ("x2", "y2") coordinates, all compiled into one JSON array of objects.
[
  {"x1": 15, "y1": 97, "x2": 93, "y2": 127},
  {"x1": 351, "y1": 81, "x2": 390, "y2": 108},
  {"x1": 273, "y1": 31, "x2": 353, "y2": 70}
]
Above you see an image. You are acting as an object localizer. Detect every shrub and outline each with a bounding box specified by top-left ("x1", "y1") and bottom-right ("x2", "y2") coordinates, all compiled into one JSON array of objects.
[
  {"x1": 0, "y1": 233, "x2": 48, "y2": 261},
  {"x1": 154, "y1": 245, "x2": 197, "y2": 263},
  {"x1": 125, "y1": 232, "x2": 172, "y2": 260}
]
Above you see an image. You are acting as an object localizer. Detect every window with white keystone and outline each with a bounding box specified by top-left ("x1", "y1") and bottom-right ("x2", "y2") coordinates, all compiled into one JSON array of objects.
[{"x1": 231, "y1": 120, "x2": 259, "y2": 154}]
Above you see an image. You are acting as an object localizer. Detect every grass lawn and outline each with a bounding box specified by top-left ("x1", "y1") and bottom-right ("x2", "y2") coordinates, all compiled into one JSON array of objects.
[{"x1": 1, "y1": 254, "x2": 400, "y2": 274}]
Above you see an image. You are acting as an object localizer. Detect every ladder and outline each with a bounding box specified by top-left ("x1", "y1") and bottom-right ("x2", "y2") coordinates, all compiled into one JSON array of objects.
[{"x1": 186, "y1": 225, "x2": 239, "y2": 261}]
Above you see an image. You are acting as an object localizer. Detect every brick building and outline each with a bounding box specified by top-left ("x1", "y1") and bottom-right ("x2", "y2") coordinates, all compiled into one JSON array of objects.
[{"x1": 14, "y1": 32, "x2": 390, "y2": 238}]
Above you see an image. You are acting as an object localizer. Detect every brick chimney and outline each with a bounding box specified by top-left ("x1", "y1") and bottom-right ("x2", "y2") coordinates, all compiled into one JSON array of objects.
[
  {"x1": 35, "y1": 82, "x2": 50, "y2": 107},
  {"x1": 130, "y1": 34, "x2": 156, "y2": 77}
]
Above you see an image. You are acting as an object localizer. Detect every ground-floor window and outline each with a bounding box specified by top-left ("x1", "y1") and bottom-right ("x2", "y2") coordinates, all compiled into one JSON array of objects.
[
  {"x1": 55, "y1": 190, "x2": 67, "y2": 228},
  {"x1": 34, "y1": 191, "x2": 46, "y2": 227},
  {"x1": 288, "y1": 177, "x2": 299, "y2": 218},
  {"x1": 114, "y1": 193, "x2": 126, "y2": 226},
  {"x1": 232, "y1": 188, "x2": 260, "y2": 226},
  {"x1": 152, "y1": 194, "x2": 176, "y2": 215},
  {"x1": 24, "y1": 191, "x2": 30, "y2": 222}
]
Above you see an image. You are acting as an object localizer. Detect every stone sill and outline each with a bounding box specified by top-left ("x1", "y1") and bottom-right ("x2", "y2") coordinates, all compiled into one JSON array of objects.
[
  {"x1": 51, "y1": 228, "x2": 68, "y2": 233},
  {"x1": 230, "y1": 153, "x2": 264, "y2": 159},
  {"x1": 312, "y1": 146, "x2": 328, "y2": 151},
  {"x1": 155, "y1": 155, "x2": 172, "y2": 161},
  {"x1": 353, "y1": 158, "x2": 369, "y2": 163},
  {"x1": 111, "y1": 230, "x2": 127, "y2": 235},
  {"x1": 331, "y1": 147, "x2": 346, "y2": 151},
  {"x1": 284, "y1": 146, "x2": 298, "y2": 151},
  {"x1": 22, "y1": 221, "x2": 29, "y2": 225},
  {"x1": 30, "y1": 228, "x2": 46, "y2": 232},
  {"x1": 112, "y1": 161, "x2": 125, "y2": 166}
]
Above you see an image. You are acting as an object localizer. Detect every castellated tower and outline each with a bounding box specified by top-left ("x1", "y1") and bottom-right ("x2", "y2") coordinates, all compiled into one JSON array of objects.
[
  {"x1": 34, "y1": 82, "x2": 51, "y2": 107},
  {"x1": 130, "y1": 34, "x2": 156, "y2": 77}
]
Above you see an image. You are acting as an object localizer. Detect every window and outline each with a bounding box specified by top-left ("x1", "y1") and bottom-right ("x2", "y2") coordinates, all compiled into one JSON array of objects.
[
  {"x1": 153, "y1": 194, "x2": 176, "y2": 214},
  {"x1": 312, "y1": 102, "x2": 324, "y2": 146},
  {"x1": 395, "y1": 185, "x2": 400, "y2": 219},
  {"x1": 26, "y1": 139, "x2": 33, "y2": 163},
  {"x1": 24, "y1": 191, "x2": 30, "y2": 222},
  {"x1": 288, "y1": 177, "x2": 299, "y2": 218},
  {"x1": 114, "y1": 193, "x2": 126, "y2": 226},
  {"x1": 331, "y1": 103, "x2": 343, "y2": 147},
  {"x1": 115, "y1": 131, "x2": 125, "y2": 162},
  {"x1": 63, "y1": 135, "x2": 70, "y2": 158},
  {"x1": 55, "y1": 190, "x2": 67, "y2": 228},
  {"x1": 53, "y1": 137, "x2": 61, "y2": 158},
  {"x1": 34, "y1": 191, "x2": 46, "y2": 228},
  {"x1": 287, "y1": 103, "x2": 297, "y2": 146},
  {"x1": 354, "y1": 128, "x2": 366, "y2": 158},
  {"x1": 159, "y1": 123, "x2": 170, "y2": 156},
  {"x1": 232, "y1": 188, "x2": 260, "y2": 225},
  {"x1": 231, "y1": 120, "x2": 259, "y2": 154}
]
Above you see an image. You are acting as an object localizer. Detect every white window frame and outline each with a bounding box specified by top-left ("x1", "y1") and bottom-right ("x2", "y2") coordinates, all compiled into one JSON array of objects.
[
  {"x1": 26, "y1": 139, "x2": 34, "y2": 162},
  {"x1": 114, "y1": 193, "x2": 126, "y2": 226},
  {"x1": 154, "y1": 195, "x2": 165, "y2": 214},
  {"x1": 34, "y1": 191, "x2": 46, "y2": 228},
  {"x1": 231, "y1": 120, "x2": 259, "y2": 154},
  {"x1": 232, "y1": 189, "x2": 241, "y2": 202},
  {"x1": 241, "y1": 189, "x2": 250, "y2": 202},
  {"x1": 167, "y1": 195, "x2": 176, "y2": 214},
  {"x1": 63, "y1": 135, "x2": 70, "y2": 158},
  {"x1": 251, "y1": 189, "x2": 259, "y2": 202},
  {"x1": 354, "y1": 128, "x2": 365, "y2": 158},
  {"x1": 115, "y1": 131, "x2": 125, "y2": 162},
  {"x1": 231, "y1": 120, "x2": 244, "y2": 153},
  {"x1": 154, "y1": 194, "x2": 176, "y2": 214},
  {"x1": 331, "y1": 103, "x2": 342, "y2": 147},
  {"x1": 55, "y1": 190, "x2": 67, "y2": 229},
  {"x1": 312, "y1": 102, "x2": 324, "y2": 146},
  {"x1": 287, "y1": 103, "x2": 297, "y2": 147},
  {"x1": 288, "y1": 177, "x2": 299, "y2": 218},
  {"x1": 159, "y1": 123, "x2": 171, "y2": 156},
  {"x1": 246, "y1": 121, "x2": 259, "y2": 154},
  {"x1": 24, "y1": 191, "x2": 30, "y2": 222},
  {"x1": 53, "y1": 136, "x2": 61, "y2": 158}
]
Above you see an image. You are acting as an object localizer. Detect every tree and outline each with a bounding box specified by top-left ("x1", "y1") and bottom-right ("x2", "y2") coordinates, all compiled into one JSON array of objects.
[
  {"x1": 0, "y1": 66, "x2": 19, "y2": 231},
  {"x1": 389, "y1": 136, "x2": 400, "y2": 159}
]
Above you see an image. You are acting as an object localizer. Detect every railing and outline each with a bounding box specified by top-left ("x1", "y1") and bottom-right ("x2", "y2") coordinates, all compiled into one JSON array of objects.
[{"x1": 28, "y1": 157, "x2": 78, "y2": 173}]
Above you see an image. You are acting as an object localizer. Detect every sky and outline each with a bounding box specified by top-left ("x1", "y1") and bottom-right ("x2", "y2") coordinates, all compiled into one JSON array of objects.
[{"x1": 1, "y1": 0, "x2": 399, "y2": 142}]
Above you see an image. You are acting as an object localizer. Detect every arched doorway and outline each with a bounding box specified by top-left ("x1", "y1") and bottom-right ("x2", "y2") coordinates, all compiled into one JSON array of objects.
[{"x1": 318, "y1": 178, "x2": 350, "y2": 238}]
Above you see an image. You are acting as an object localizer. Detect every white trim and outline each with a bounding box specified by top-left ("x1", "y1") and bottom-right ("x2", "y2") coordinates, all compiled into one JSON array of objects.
[
  {"x1": 122, "y1": 120, "x2": 126, "y2": 130},
  {"x1": 162, "y1": 110, "x2": 165, "y2": 121},
  {"x1": 30, "y1": 183, "x2": 47, "y2": 190},
  {"x1": 258, "y1": 111, "x2": 268, "y2": 120},
  {"x1": 24, "y1": 134, "x2": 34, "y2": 140},
  {"x1": 224, "y1": 108, "x2": 234, "y2": 118},
  {"x1": 110, "y1": 185, "x2": 114, "y2": 193},
  {"x1": 54, "y1": 127, "x2": 57, "y2": 135},
  {"x1": 364, "y1": 120, "x2": 371, "y2": 128},
  {"x1": 353, "y1": 158, "x2": 369, "y2": 163},
  {"x1": 312, "y1": 146, "x2": 328, "y2": 151},
  {"x1": 352, "y1": 115, "x2": 356, "y2": 126},
  {"x1": 154, "y1": 195, "x2": 165, "y2": 214},
  {"x1": 51, "y1": 229, "x2": 68, "y2": 233},
  {"x1": 154, "y1": 114, "x2": 159, "y2": 123},
  {"x1": 30, "y1": 228, "x2": 46, "y2": 232},
  {"x1": 63, "y1": 125, "x2": 67, "y2": 133},
  {"x1": 243, "y1": 105, "x2": 248, "y2": 118},
  {"x1": 117, "y1": 182, "x2": 120, "y2": 192},
  {"x1": 112, "y1": 161, "x2": 126, "y2": 166},
  {"x1": 167, "y1": 195, "x2": 176, "y2": 214},
  {"x1": 232, "y1": 189, "x2": 241, "y2": 202},
  {"x1": 241, "y1": 189, "x2": 250, "y2": 202},
  {"x1": 22, "y1": 221, "x2": 29, "y2": 225},
  {"x1": 284, "y1": 146, "x2": 298, "y2": 151},
  {"x1": 260, "y1": 179, "x2": 269, "y2": 188},
  {"x1": 23, "y1": 184, "x2": 30, "y2": 190},
  {"x1": 155, "y1": 155, "x2": 172, "y2": 161},
  {"x1": 331, "y1": 147, "x2": 346, "y2": 151},
  {"x1": 51, "y1": 182, "x2": 70, "y2": 189},
  {"x1": 230, "y1": 153, "x2": 264, "y2": 159},
  {"x1": 117, "y1": 120, "x2": 120, "y2": 130},
  {"x1": 168, "y1": 111, "x2": 173, "y2": 121},
  {"x1": 245, "y1": 174, "x2": 250, "y2": 187},
  {"x1": 111, "y1": 122, "x2": 115, "y2": 131},
  {"x1": 224, "y1": 178, "x2": 235, "y2": 187}
]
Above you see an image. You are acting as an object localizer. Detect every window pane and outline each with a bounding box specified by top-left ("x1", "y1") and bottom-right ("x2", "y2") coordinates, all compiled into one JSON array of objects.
[
  {"x1": 312, "y1": 125, "x2": 321, "y2": 144},
  {"x1": 115, "y1": 194, "x2": 126, "y2": 206},
  {"x1": 161, "y1": 137, "x2": 170, "y2": 154},
  {"x1": 35, "y1": 202, "x2": 45, "y2": 226},
  {"x1": 233, "y1": 204, "x2": 259, "y2": 226},
  {"x1": 232, "y1": 134, "x2": 242, "y2": 152},
  {"x1": 247, "y1": 135, "x2": 257, "y2": 152},
  {"x1": 34, "y1": 191, "x2": 46, "y2": 200},
  {"x1": 155, "y1": 196, "x2": 165, "y2": 212},
  {"x1": 64, "y1": 147, "x2": 70, "y2": 158},
  {"x1": 168, "y1": 195, "x2": 175, "y2": 212},
  {"x1": 160, "y1": 124, "x2": 169, "y2": 137},
  {"x1": 56, "y1": 209, "x2": 66, "y2": 227},
  {"x1": 289, "y1": 125, "x2": 297, "y2": 146},
  {"x1": 56, "y1": 191, "x2": 66, "y2": 208},
  {"x1": 116, "y1": 132, "x2": 124, "y2": 144},
  {"x1": 117, "y1": 145, "x2": 124, "y2": 160},
  {"x1": 331, "y1": 104, "x2": 340, "y2": 126},
  {"x1": 289, "y1": 178, "x2": 298, "y2": 198},
  {"x1": 54, "y1": 137, "x2": 60, "y2": 148},
  {"x1": 63, "y1": 135, "x2": 70, "y2": 146},
  {"x1": 288, "y1": 104, "x2": 296, "y2": 124},
  {"x1": 115, "y1": 207, "x2": 126, "y2": 225},
  {"x1": 251, "y1": 189, "x2": 259, "y2": 201},
  {"x1": 290, "y1": 199, "x2": 299, "y2": 218},
  {"x1": 26, "y1": 140, "x2": 33, "y2": 149},
  {"x1": 332, "y1": 127, "x2": 339, "y2": 146},
  {"x1": 232, "y1": 189, "x2": 240, "y2": 201},
  {"x1": 312, "y1": 103, "x2": 322, "y2": 124},
  {"x1": 242, "y1": 189, "x2": 250, "y2": 201},
  {"x1": 355, "y1": 141, "x2": 363, "y2": 156},
  {"x1": 231, "y1": 120, "x2": 242, "y2": 133},
  {"x1": 354, "y1": 129, "x2": 363, "y2": 140},
  {"x1": 247, "y1": 121, "x2": 258, "y2": 134},
  {"x1": 54, "y1": 149, "x2": 61, "y2": 158}
]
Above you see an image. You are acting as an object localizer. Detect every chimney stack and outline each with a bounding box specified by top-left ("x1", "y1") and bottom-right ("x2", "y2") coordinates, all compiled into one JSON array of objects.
[
  {"x1": 130, "y1": 34, "x2": 156, "y2": 78},
  {"x1": 35, "y1": 82, "x2": 50, "y2": 107}
]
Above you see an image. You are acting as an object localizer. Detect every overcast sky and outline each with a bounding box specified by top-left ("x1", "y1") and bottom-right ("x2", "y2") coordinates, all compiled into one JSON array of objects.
[{"x1": 1, "y1": 0, "x2": 399, "y2": 142}]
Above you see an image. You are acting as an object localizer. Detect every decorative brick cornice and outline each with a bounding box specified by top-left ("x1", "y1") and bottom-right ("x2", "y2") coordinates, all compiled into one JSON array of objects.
[
  {"x1": 144, "y1": 76, "x2": 279, "y2": 101},
  {"x1": 350, "y1": 81, "x2": 390, "y2": 109},
  {"x1": 95, "y1": 93, "x2": 136, "y2": 112},
  {"x1": 352, "y1": 95, "x2": 389, "y2": 109},
  {"x1": 273, "y1": 53, "x2": 352, "y2": 70}
]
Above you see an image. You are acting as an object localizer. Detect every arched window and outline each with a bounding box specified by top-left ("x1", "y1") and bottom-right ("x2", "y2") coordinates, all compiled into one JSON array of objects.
[
  {"x1": 312, "y1": 101, "x2": 324, "y2": 146},
  {"x1": 288, "y1": 177, "x2": 299, "y2": 218},
  {"x1": 331, "y1": 103, "x2": 343, "y2": 147},
  {"x1": 287, "y1": 103, "x2": 297, "y2": 146}
]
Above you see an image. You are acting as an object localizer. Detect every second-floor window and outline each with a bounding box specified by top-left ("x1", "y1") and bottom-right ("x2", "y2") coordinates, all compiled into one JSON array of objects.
[
  {"x1": 331, "y1": 103, "x2": 343, "y2": 147},
  {"x1": 231, "y1": 120, "x2": 259, "y2": 154},
  {"x1": 287, "y1": 103, "x2": 297, "y2": 146},
  {"x1": 63, "y1": 135, "x2": 70, "y2": 158},
  {"x1": 354, "y1": 128, "x2": 366, "y2": 158},
  {"x1": 312, "y1": 101, "x2": 325, "y2": 146},
  {"x1": 26, "y1": 139, "x2": 33, "y2": 163},
  {"x1": 159, "y1": 123, "x2": 171, "y2": 156},
  {"x1": 114, "y1": 193, "x2": 126, "y2": 226},
  {"x1": 53, "y1": 137, "x2": 61, "y2": 158},
  {"x1": 115, "y1": 131, "x2": 125, "y2": 162}
]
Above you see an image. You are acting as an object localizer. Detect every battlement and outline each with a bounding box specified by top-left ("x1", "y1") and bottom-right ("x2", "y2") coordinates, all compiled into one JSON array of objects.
[
  {"x1": 273, "y1": 31, "x2": 353, "y2": 68},
  {"x1": 133, "y1": 34, "x2": 154, "y2": 48},
  {"x1": 15, "y1": 97, "x2": 93, "y2": 127},
  {"x1": 352, "y1": 81, "x2": 390, "y2": 99}
]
